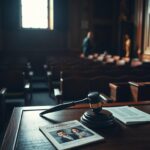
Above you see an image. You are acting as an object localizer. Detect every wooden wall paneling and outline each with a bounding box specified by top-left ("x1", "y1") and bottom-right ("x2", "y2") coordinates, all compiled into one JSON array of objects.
[
  {"x1": 144, "y1": 0, "x2": 150, "y2": 55},
  {"x1": 68, "y1": 0, "x2": 82, "y2": 52},
  {"x1": 0, "y1": 0, "x2": 2, "y2": 51},
  {"x1": 93, "y1": 0, "x2": 118, "y2": 54},
  {"x1": 142, "y1": 0, "x2": 150, "y2": 61},
  {"x1": 79, "y1": 0, "x2": 93, "y2": 53},
  {"x1": 94, "y1": 25, "x2": 112, "y2": 53},
  {"x1": 135, "y1": 0, "x2": 144, "y2": 52},
  {"x1": 117, "y1": 0, "x2": 136, "y2": 58},
  {"x1": 111, "y1": 0, "x2": 120, "y2": 52},
  {"x1": 2, "y1": 0, "x2": 69, "y2": 53}
]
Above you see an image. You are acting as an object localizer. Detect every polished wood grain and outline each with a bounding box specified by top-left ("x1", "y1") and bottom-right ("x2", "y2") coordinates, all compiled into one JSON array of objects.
[{"x1": 1, "y1": 103, "x2": 150, "y2": 150}]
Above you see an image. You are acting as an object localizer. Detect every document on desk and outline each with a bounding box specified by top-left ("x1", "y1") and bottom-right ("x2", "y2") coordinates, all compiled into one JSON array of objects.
[
  {"x1": 39, "y1": 120, "x2": 104, "y2": 150},
  {"x1": 104, "y1": 106, "x2": 150, "y2": 125}
]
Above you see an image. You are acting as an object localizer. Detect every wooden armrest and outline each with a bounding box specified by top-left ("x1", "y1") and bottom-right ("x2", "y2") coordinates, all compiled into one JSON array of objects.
[
  {"x1": 54, "y1": 88, "x2": 62, "y2": 96},
  {"x1": 29, "y1": 71, "x2": 34, "y2": 76},
  {"x1": 128, "y1": 81, "x2": 139, "y2": 87},
  {"x1": 24, "y1": 82, "x2": 30, "y2": 89},
  {"x1": 24, "y1": 82, "x2": 32, "y2": 106},
  {"x1": 0, "y1": 88, "x2": 7, "y2": 126},
  {"x1": 99, "y1": 93, "x2": 113, "y2": 103},
  {"x1": 109, "y1": 83, "x2": 118, "y2": 89},
  {"x1": 47, "y1": 71, "x2": 53, "y2": 94},
  {"x1": 0, "y1": 88, "x2": 7, "y2": 95},
  {"x1": 43, "y1": 64, "x2": 48, "y2": 69},
  {"x1": 54, "y1": 88, "x2": 62, "y2": 104},
  {"x1": 22, "y1": 71, "x2": 25, "y2": 76},
  {"x1": 47, "y1": 71, "x2": 52, "y2": 76},
  {"x1": 129, "y1": 81, "x2": 150, "y2": 87}
]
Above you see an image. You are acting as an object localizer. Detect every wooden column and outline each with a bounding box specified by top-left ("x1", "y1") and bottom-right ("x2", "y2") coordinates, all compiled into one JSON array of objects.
[
  {"x1": 135, "y1": 0, "x2": 144, "y2": 51},
  {"x1": 142, "y1": 0, "x2": 150, "y2": 61},
  {"x1": 143, "y1": 0, "x2": 150, "y2": 54}
]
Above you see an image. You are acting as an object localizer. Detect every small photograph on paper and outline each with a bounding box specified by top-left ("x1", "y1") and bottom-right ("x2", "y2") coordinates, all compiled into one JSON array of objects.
[
  {"x1": 49, "y1": 125, "x2": 94, "y2": 144},
  {"x1": 40, "y1": 120, "x2": 104, "y2": 150}
]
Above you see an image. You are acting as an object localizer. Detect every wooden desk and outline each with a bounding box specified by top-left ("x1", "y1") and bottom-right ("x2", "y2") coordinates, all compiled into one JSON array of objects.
[{"x1": 1, "y1": 104, "x2": 150, "y2": 150}]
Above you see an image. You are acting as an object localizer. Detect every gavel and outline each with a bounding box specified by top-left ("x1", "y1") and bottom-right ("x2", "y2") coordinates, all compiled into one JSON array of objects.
[
  {"x1": 40, "y1": 92, "x2": 114, "y2": 128},
  {"x1": 40, "y1": 92, "x2": 110, "y2": 115}
]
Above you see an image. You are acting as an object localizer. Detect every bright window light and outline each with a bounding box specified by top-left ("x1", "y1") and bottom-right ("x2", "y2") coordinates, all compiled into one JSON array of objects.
[{"x1": 21, "y1": 0, "x2": 54, "y2": 30}]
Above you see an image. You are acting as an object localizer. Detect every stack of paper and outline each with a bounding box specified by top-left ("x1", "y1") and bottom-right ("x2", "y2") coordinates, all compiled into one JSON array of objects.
[{"x1": 104, "y1": 106, "x2": 150, "y2": 125}]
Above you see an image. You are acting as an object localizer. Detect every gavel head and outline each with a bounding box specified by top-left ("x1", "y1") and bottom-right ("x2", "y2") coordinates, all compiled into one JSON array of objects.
[{"x1": 87, "y1": 92, "x2": 103, "y2": 113}]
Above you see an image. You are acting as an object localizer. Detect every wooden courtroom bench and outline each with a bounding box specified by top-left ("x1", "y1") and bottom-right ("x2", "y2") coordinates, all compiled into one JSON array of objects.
[
  {"x1": 129, "y1": 81, "x2": 150, "y2": 101},
  {"x1": 109, "y1": 82, "x2": 132, "y2": 102},
  {"x1": 109, "y1": 82, "x2": 150, "y2": 102}
]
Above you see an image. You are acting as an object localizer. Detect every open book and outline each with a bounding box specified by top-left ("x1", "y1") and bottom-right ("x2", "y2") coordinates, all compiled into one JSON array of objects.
[
  {"x1": 104, "y1": 106, "x2": 150, "y2": 125},
  {"x1": 40, "y1": 120, "x2": 104, "y2": 150}
]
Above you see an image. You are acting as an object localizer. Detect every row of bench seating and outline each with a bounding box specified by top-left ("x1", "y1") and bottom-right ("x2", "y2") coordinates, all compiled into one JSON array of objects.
[
  {"x1": 53, "y1": 75, "x2": 150, "y2": 104},
  {"x1": 0, "y1": 55, "x2": 150, "y2": 127}
]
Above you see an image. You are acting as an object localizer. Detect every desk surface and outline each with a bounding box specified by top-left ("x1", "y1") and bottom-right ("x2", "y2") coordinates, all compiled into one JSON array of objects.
[{"x1": 1, "y1": 103, "x2": 150, "y2": 150}]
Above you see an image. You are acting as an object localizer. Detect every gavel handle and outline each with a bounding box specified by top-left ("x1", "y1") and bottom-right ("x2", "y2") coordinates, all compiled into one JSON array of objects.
[
  {"x1": 40, "y1": 98, "x2": 89, "y2": 116},
  {"x1": 40, "y1": 102, "x2": 74, "y2": 116}
]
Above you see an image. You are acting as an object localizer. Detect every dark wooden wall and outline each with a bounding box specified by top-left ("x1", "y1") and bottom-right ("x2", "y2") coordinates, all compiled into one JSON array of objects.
[
  {"x1": 134, "y1": 0, "x2": 144, "y2": 52},
  {"x1": 92, "y1": 0, "x2": 119, "y2": 54},
  {"x1": 143, "y1": 0, "x2": 150, "y2": 54},
  {"x1": 142, "y1": 0, "x2": 150, "y2": 61},
  {"x1": 68, "y1": 0, "x2": 82, "y2": 52},
  {"x1": 0, "y1": 0, "x2": 2, "y2": 51},
  {"x1": 0, "y1": 0, "x2": 140, "y2": 57},
  {"x1": 1, "y1": 0, "x2": 69, "y2": 54}
]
